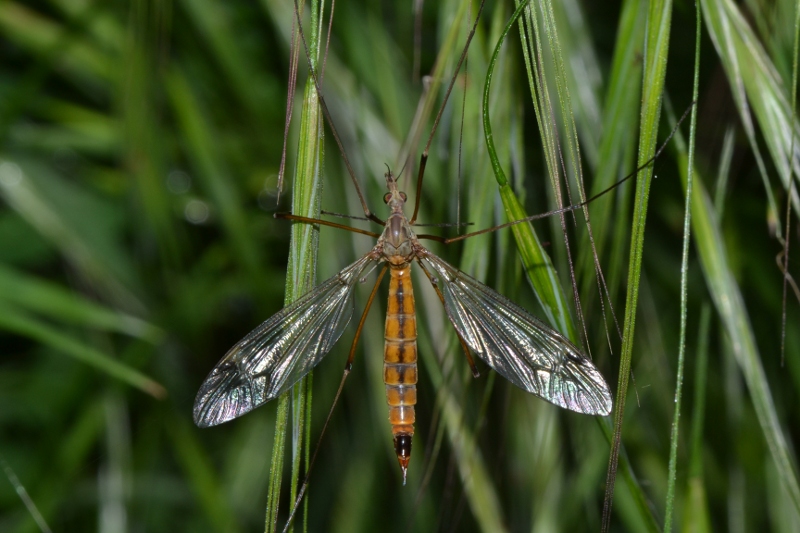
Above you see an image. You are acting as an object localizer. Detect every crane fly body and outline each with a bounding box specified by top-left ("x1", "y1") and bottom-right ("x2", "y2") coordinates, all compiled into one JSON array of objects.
[{"x1": 193, "y1": 172, "x2": 613, "y2": 482}]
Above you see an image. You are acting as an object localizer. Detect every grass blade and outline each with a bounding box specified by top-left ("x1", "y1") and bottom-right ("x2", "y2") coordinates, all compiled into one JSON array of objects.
[
  {"x1": 266, "y1": 2, "x2": 325, "y2": 531},
  {"x1": 0, "y1": 452, "x2": 52, "y2": 533},
  {"x1": 165, "y1": 71, "x2": 265, "y2": 286},
  {"x1": 681, "y1": 305, "x2": 713, "y2": 533},
  {"x1": 0, "y1": 1, "x2": 112, "y2": 87},
  {"x1": 0, "y1": 303, "x2": 165, "y2": 398},
  {"x1": 701, "y1": 0, "x2": 800, "y2": 220},
  {"x1": 123, "y1": 1, "x2": 183, "y2": 269},
  {"x1": 415, "y1": 303, "x2": 507, "y2": 532},
  {"x1": 0, "y1": 264, "x2": 162, "y2": 342},
  {"x1": 167, "y1": 416, "x2": 241, "y2": 533},
  {"x1": 0, "y1": 159, "x2": 142, "y2": 312},
  {"x1": 602, "y1": 1, "x2": 673, "y2": 530},
  {"x1": 495, "y1": 0, "x2": 577, "y2": 340}
]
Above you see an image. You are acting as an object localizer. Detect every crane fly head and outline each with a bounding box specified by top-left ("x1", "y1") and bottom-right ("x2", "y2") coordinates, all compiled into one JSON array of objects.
[
  {"x1": 380, "y1": 170, "x2": 415, "y2": 264},
  {"x1": 383, "y1": 170, "x2": 407, "y2": 214}
]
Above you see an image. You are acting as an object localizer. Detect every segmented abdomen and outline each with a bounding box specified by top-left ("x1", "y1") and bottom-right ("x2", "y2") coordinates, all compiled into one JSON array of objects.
[{"x1": 384, "y1": 266, "x2": 417, "y2": 475}]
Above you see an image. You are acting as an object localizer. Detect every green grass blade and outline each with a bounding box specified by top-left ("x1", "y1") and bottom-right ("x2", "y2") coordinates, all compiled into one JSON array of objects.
[
  {"x1": 0, "y1": 454, "x2": 52, "y2": 533},
  {"x1": 165, "y1": 71, "x2": 265, "y2": 286},
  {"x1": 123, "y1": 2, "x2": 183, "y2": 269},
  {"x1": 0, "y1": 264, "x2": 161, "y2": 341},
  {"x1": 0, "y1": 303, "x2": 165, "y2": 398},
  {"x1": 265, "y1": 2, "x2": 325, "y2": 531},
  {"x1": 415, "y1": 313, "x2": 507, "y2": 532},
  {"x1": 548, "y1": 0, "x2": 602, "y2": 163},
  {"x1": 0, "y1": 1, "x2": 113, "y2": 87},
  {"x1": 0, "y1": 159, "x2": 143, "y2": 311},
  {"x1": 681, "y1": 305, "x2": 713, "y2": 533},
  {"x1": 167, "y1": 416, "x2": 241, "y2": 533},
  {"x1": 178, "y1": 0, "x2": 277, "y2": 127},
  {"x1": 439, "y1": 389, "x2": 506, "y2": 532},
  {"x1": 589, "y1": 416, "x2": 658, "y2": 532},
  {"x1": 603, "y1": 1, "x2": 673, "y2": 529},
  {"x1": 7, "y1": 399, "x2": 105, "y2": 533},
  {"x1": 701, "y1": 0, "x2": 800, "y2": 220},
  {"x1": 285, "y1": 50, "x2": 324, "y2": 533},
  {"x1": 488, "y1": 0, "x2": 576, "y2": 340},
  {"x1": 264, "y1": 396, "x2": 288, "y2": 533}
]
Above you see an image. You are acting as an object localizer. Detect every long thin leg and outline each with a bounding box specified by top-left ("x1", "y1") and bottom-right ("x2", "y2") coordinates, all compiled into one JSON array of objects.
[
  {"x1": 347, "y1": 266, "x2": 388, "y2": 367},
  {"x1": 414, "y1": 198, "x2": 587, "y2": 243},
  {"x1": 281, "y1": 365, "x2": 348, "y2": 533},
  {"x1": 416, "y1": 258, "x2": 480, "y2": 378},
  {"x1": 409, "y1": 0, "x2": 488, "y2": 225},
  {"x1": 275, "y1": 213, "x2": 381, "y2": 238},
  {"x1": 281, "y1": 265, "x2": 387, "y2": 533},
  {"x1": 291, "y1": 0, "x2": 384, "y2": 225},
  {"x1": 415, "y1": 103, "x2": 696, "y2": 244}
]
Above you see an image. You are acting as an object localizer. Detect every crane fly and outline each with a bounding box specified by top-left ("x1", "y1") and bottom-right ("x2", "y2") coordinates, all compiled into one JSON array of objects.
[
  {"x1": 193, "y1": 171, "x2": 613, "y2": 481},
  {"x1": 193, "y1": 0, "x2": 612, "y2": 485}
]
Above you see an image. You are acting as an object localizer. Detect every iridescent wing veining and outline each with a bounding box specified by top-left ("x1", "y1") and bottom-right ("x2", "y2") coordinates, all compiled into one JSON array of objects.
[
  {"x1": 193, "y1": 254, "x2": 378, "y2": 427},
  {"x1": 418, "y1": 251, "x2": 612, "y2": 415}
]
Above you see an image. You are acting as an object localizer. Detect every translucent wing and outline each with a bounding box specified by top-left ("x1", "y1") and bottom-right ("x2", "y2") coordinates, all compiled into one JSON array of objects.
[
  {"x1": 419, "y1": 251, "x2": 612, "y2": 415},
  {"x1": 193, "y1": 254, "x2": 378, "y2": 427}
]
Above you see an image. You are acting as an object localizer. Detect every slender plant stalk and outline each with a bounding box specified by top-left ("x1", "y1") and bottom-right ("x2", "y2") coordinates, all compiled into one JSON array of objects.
[
  {"x1": 664, "y1": 2, "x2": 701, "y2": 531},
  {"x1": 0, "y1": 452, "x2": 52, "y2": 533},
  {"x1": 781, "y1": 0, "x2": 800, "y2": 365},
  {"x1": 265, "y1": 1, "x2": 325, "y2": 532}
]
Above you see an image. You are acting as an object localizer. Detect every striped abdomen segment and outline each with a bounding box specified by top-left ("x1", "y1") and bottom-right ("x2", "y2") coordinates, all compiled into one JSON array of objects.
[{"x1": 384, "y1": 266, "x2": 418, "y2": 481}]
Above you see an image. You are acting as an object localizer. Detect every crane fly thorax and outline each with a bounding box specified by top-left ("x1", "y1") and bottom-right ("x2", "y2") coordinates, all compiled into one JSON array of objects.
[{"x1": 380, "y1": 212, "x2": 416, "y2": 266}]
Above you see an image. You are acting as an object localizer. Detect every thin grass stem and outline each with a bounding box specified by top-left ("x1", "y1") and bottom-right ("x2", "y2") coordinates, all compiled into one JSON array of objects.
[{"x1": 663, "y1": 2, "x2": 702, "y2": 530}]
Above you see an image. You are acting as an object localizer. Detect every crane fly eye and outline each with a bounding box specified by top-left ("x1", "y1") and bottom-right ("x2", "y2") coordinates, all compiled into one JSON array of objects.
[
  {"x1": 399, "y1": 192, "x2": 407, "y2": 202},
  {"x1": 383, "y1": 193, "x2": 392, "y2": 204}
]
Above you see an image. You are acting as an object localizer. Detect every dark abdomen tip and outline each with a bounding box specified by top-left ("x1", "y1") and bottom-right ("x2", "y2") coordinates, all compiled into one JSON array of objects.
[{"x1": 393, "y1": 434, "x2": 413, "y2": 484}]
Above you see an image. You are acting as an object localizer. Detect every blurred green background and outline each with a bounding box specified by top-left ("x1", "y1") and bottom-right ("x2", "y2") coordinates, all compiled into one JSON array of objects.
[{"x1": 1, "y1": 0, "x2": 799, "y2": 531}]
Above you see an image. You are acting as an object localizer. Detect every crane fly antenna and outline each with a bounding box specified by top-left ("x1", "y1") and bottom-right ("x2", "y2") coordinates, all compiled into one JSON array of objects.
[
  {"x1": 291, "y1": 0, "x2": 384, "y2": 225},
  {"x1": 409, "y1": 0, "x2": 488, "y2": 225}
]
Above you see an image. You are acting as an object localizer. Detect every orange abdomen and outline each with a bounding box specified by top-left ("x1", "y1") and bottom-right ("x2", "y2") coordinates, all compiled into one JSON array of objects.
[{"x1": 384, "y1": 266, "x2": 417, "y2": 480}]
